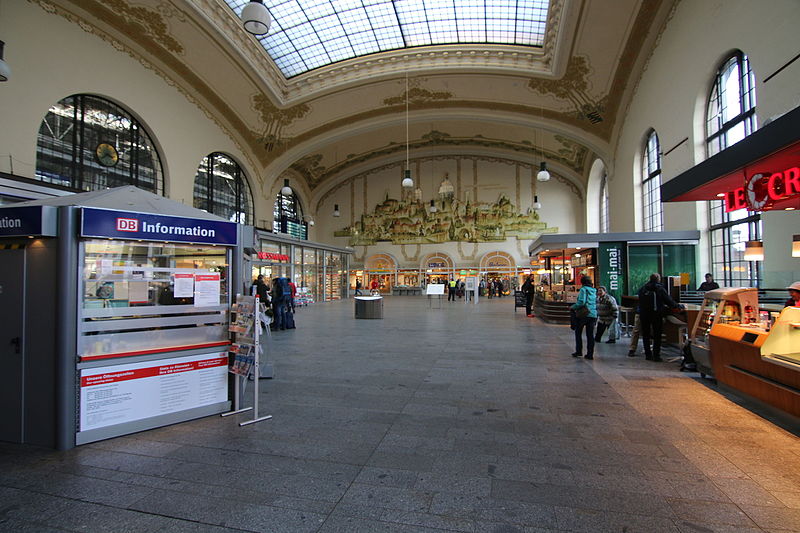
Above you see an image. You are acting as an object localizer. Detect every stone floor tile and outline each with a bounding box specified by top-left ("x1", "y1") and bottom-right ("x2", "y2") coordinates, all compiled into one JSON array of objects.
[{"x1": 668, "y1": 499, "x2": 758, "y2": 527}]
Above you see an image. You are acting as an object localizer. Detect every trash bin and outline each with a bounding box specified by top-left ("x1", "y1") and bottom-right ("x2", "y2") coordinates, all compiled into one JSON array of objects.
[{"x1": 355, "y1": 296, "x2": 383, "y2": 319}]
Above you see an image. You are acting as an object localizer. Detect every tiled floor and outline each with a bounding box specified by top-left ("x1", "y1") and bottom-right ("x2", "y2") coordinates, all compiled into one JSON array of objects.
[{"x1": 1, "y1": 296, "x2": 799, "y2": 532}]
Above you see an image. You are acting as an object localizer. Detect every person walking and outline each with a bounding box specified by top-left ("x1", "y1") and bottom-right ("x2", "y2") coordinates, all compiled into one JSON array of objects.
[
  {"x1": 354, "y1": 278, "x2": 363, "y2": 296},
  {"x1": 570, "y1": 275, "x2": 598, "y2": 360},
  {"x1": 637, "y1": 273, "x2": 682, "y2": 362},
  {"x1": 594, "y1": 286, "x2": 618, "y2": 343},
  {"x1": 521, "y1": 274, "x2": 536, "y2": 317}
]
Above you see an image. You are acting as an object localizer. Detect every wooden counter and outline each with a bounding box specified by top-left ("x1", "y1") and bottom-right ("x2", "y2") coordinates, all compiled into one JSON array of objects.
[
  {"x1": 533, "y1": 295, "x2": 571, "y2": 324},
  {"x1": 709, "y1": 323, "x2": 800, "y2": 417}
]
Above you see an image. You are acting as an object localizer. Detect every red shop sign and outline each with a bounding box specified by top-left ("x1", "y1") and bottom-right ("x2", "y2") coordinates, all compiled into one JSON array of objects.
[
  {"x1": 256, "y1": 252, "x2": 289, "y2": 262},
  {"x1": 725, "y1": 166, "x2": 800, "y2": 212}
]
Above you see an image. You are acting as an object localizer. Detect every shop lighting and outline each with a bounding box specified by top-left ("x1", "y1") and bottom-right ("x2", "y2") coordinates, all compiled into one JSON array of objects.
[
  {"x1": 743, "y1": 240, "x2": 764, "y2": 261},
  {"x1": 241, "y1": 0, "x2": 271, "y2": 36},
  {"x1": 281, "y1": 179, "x2": 292, "y2": 196},
  {"x1": 793, "y1": 235, "x2": 800, "y2": 258}
]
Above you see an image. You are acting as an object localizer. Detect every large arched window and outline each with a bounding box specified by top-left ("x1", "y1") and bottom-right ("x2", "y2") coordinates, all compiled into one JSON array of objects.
[
  {"x1": 36, "y1": 94, "x2": 163, "y2": 194},
  {"x1": 273, "y1": 189, "x2": 307, "y2": 240},
  {"x1": 193, "y1": 153, "x2": 254, "y2": 224},
  {"x1": 642, "y1": 130, "x2": 663, "y2": 232},
  {"x1": 599, "y1": 171, "x2": 609, "y2": 234},
  {"x1": 707, "y1": 52, "x2": 756, "y2": 157},
  {"x1": 706, "y1": 52, "x2": 760, "y2": 287}
]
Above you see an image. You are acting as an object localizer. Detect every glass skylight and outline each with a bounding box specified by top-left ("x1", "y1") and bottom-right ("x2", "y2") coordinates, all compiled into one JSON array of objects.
[{"x1": 226, "y1": 0, "x2": 549, "y2": 78}]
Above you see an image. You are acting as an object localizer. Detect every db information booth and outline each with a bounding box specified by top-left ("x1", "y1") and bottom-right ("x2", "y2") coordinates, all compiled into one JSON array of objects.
[{"x1": 0, "y1": 186, "x2": 241, "y2": 449}]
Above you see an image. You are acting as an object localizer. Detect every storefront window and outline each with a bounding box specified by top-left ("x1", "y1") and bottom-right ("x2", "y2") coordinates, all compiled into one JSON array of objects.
[
  {"x1": 663, "y1": 244, "x2": 696, "y2": 289},
  {"x1": 628, "y1": 245, "x2": 660, "y2": 293},
  {"x1": 80, "y1": 239, "x2": 229, "y2": 358}
]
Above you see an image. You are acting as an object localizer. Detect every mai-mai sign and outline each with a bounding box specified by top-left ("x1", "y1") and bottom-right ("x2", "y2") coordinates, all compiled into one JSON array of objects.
[{"x1": 725, "y1": 166, "x2": 800, "y2": 212}]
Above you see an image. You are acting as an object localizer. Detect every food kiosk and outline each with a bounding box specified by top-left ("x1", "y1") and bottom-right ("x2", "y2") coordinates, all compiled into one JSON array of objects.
[{"x1": 0, "y1": 186, "x2": 242, "y2": 449}]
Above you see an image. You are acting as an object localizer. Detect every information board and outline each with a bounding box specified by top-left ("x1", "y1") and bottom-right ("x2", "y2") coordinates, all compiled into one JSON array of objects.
[
  {"x1": 426, "y1": 284, "x2": 445, "y2": 295},
  {"x1": 79, "y1": 352, "x2": 228, "y2": 431}
]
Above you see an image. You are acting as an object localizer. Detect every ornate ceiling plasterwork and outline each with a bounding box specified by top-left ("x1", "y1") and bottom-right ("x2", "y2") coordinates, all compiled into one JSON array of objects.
[
  {"x1": 249, "y1": 94, "x2": 310, "y2": 152},
  {"x1": 292, "y1": 130, "x2": 589, "y2": 191}
]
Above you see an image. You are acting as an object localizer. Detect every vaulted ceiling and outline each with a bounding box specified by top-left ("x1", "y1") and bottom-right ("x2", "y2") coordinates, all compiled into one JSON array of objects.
[{"x1": 44, "y1": 0, "x2": 677, "y2": 202}]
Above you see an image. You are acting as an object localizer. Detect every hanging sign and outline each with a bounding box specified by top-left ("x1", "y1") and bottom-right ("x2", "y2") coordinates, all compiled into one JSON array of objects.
[
  {"x1": 82, "y1": 208, "x2": 237, "y2": 245},
  {"x1": 598, "y1": 242, "x2": 625, "y2": 303}
]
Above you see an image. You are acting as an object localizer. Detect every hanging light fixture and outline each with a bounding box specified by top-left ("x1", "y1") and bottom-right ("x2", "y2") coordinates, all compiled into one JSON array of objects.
[
  {"x1": 281, "y1": 178, "x2": 292, "y2": 196},
  {"x1": 0, "y1": 41, "x2": 10, "y2": 82},
  {"x1": 532, "y1": 195, "x2": 542, "y2": 210},
  {"x1": 401, "y1": 72, "x2": 415, "y2": 188},
  {"x1": 537, "y1": 99, "x2": 550, "y2": 182},
  {"x1": 241, "y1": 0, "x2": 271, "y2": 36},
  {"x1": 792, "y1": 234, "x2": 800, "y2": 258},
  {"x1": 333, "y1": 204, "x2": 340, "y2": 217},
  {"x1": 743, "y1": 240, "x2": 764, "y2": 261},
  {"x1": 429, "y1": 199, "x2": 437, "y2": 213}
]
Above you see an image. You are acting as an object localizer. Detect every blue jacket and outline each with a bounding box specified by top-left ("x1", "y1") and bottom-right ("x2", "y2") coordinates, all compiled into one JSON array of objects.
[{"x1": 571, "y1": 286, "x2": 597, "y2": 318}]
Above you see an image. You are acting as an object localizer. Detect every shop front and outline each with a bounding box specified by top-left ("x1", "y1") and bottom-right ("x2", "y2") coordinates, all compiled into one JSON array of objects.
[
  {"x1": 529, "y1": 231, "x2": 700, "y2": 323},
  {"x1": 0, "y1": 186, "x2": 240, "y2": 449},
  {"x1": 248, "y1": 228, "x2": 351, "y2": 304}
]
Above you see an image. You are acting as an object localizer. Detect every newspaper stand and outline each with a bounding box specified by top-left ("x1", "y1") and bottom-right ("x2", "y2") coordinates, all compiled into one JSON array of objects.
[{"x1": 223, "y1": 294, "x2": 272, "y2": 426}]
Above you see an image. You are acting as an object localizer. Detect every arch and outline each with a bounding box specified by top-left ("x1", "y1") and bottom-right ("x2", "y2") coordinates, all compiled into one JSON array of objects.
[
  {"x1": 479, "y1": 251, "x2": 515, "y2": 270},
  {"x1": 35, "y1": 93, "x2": 163, "y2": 194},
  {"x1": 419, "y1": 252, "x2": 454, "y2": 272},
  {"x1": 273, "y1": 182, "x2": 308, "y2": 239},
  {"x1": 585, "y1": 158, "x2": 607, "y2": 233},
  {"x1": 641, "y1": 129, "x2": 663, "y2": 232},
  {"x1": 193, "y1": 152, "x2": 254, "y2": 224},
  {"x1": 365, "y1": 253, "x2": 398, "y2": 271}
]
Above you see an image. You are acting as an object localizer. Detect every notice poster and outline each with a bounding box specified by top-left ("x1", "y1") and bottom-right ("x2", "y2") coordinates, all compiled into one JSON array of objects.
[
  {"x1": 426, "y1": 284, "x2": 445, "y2": 295},
  {"x1": 173, "y1": 273, "x2": 194, "y2": 298},
  {"x1": 128, "y1": 281, "x2": 149, "y2": 303},
  {"x1": 79, "y1": 352, "x2": 228, "y2": 431},
  {"x1": 194, "y1": 273, "x2": 221, "y2": 307}
]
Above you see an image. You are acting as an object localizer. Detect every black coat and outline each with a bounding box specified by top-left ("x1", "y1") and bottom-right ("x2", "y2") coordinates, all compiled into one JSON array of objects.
[{"x1": 637, "y1": 281, "x2": 679, "y2": 316}]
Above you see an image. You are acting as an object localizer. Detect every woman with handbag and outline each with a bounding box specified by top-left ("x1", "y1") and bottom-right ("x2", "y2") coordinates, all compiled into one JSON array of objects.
[{"x1": 570, "y1": 275, "x2": 598, "y2": 359}]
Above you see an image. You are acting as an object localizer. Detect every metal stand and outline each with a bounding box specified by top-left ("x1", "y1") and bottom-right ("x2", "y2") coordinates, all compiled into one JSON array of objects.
[
  {"x1": 428, "y1": 295, "x2": 442, "y2": 309},
  {"x1": 222, "y1": 295, "x2": 272, "y2": 426}
]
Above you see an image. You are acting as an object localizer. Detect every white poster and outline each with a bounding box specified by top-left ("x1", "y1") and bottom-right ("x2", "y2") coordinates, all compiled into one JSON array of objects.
[
  {"x1": 465, "y1": 277, "x2": 477, "y2": 291},
  {"x1": 194, "y1": 273, "x2": 221, "y2": 307},
  {"x1": 128, "y1": 281, "x2": 149, "y2": 303},
  {"x1": 426, "y1": 284, "x2": 445, "y2": 295},
  {"x1": 79, "y1": 352, "x2": 228, "y2": 431},
  {"x1": 173, "y1": 273, "x2": 194, "y2": 298}
]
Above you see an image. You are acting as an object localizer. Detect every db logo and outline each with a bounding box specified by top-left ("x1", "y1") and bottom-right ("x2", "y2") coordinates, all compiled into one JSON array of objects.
[{"x1": 116, "y1": 218, "x2": 139, "y2": 232}]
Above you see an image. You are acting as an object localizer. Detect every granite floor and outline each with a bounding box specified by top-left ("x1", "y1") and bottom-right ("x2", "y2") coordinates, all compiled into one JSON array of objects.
[{"x1": 1, "y1": 296, "x2": 799, "y2": 532}]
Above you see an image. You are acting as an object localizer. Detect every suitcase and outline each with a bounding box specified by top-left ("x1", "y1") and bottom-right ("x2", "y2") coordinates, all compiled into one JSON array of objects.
[{"x1": 284, "y1": 309, "x2": 296, "y2": 329}]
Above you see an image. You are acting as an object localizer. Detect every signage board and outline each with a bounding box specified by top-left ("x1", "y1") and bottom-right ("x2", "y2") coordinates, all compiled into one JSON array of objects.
[
  {"x1": 724, "y1": 166, "x2": 800, "y2": 212},
  {"x1": 81, "y1": 208, "x2": 237, "y2": 246},
  {"x1": 598, "y1": 242, "x2": 626, "y2": 304},
  {"x1": 255, "y1": 252, "x2": 290, "y2": 262},
  {"x1": 0, "y1": 205, "x2": 57, "y2": 237},
  {"x1": 78, "y1": 352, "x2": 228, "y2": 432},
  {"x1": 426, "y1": 284, "x2": 445, "y2": 295}
]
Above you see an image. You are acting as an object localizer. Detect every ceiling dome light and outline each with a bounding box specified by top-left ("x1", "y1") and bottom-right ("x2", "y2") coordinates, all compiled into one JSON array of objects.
[
  {"x1": 0, "y1": 41, "x2": 10, "y2": 82},
  {"x1": 537, "y1": 162, "x2": 550, "y2": 182},
  {"x1": 241, "y1": 0, "x2": 271, "y2": 36},
  {"x1": 281, "y1": 178, "x2": 292, "y2": 196}
]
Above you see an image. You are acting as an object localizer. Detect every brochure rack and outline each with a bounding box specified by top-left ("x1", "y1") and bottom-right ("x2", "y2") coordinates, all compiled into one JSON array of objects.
[{"x1": 222, "y1": 294, "x2": 272, "y2": 426}]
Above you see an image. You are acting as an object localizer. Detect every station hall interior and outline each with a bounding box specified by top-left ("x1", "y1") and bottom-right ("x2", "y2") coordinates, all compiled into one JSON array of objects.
[{"x1": 0, "y1": 0, "x2": 799, "y2": 532}]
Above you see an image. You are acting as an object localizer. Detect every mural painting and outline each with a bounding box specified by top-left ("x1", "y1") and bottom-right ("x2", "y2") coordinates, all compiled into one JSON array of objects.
[{"x1": 335, "y1": 176, "x2": 558, "y2": 246}]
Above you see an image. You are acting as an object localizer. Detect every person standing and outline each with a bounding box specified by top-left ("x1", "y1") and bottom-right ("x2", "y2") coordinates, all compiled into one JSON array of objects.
[
  {"x1": 448, "y1": 278, "x2": 457, "y2": 301},
  {"x1": 521, "y1": 274, "x2": 536, "y2": 317},
  {"x1": 288, "y1": 278, "x2": 297, "y2": 312},
  {"x1": 355, "y1": 278, "x2": 363, "y2": 296},
  {"x1": 271, "y1": 277, "x2": 286, "y2": 330},
  {"x1": 370, "y1": 278, "x2": 380, "y2": 295},
  {"x1": 697, "y1": 273, "x2": 719, "y2": 292},
  {"x1": 637, "y1": 273, "x2": 682, "y2": 362},
  {"x1": 594, "y1": 286, "x2": 618, "y2": 343},
  {"x1": 570, "y1": 275, "x2": 598, "y2": 360}
]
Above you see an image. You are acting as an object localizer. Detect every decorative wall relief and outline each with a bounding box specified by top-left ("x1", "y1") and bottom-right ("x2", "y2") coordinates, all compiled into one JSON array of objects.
[
  {"x1": 252, "y1": 95, "x2": 310, "y2": 152},
  {"x1": 528, "y1": 55, "x2": 605, "y2": 124},
  {"x1": 334, "y1": 190, "x2": 558, "y2": 246}
]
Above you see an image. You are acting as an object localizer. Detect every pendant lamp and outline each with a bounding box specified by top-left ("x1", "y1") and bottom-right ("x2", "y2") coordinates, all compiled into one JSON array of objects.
[
  {"x1": 401, "y1": 72, "x2": 414, "y2": 188},
  {"x1": 792, "y1": 234, "x2": 800, "y2": 258},
  {"x1": 537, "y1": 162, "x2": 551, "y2": 182},
  {"x1": 241, "y1": 0, "x2": 271, "y2": 36},
  {"x1": 532, "y1": 195, "x2": 542, "y2": 210},
  {"x1": 333, "y1": 204, "x2": 340, "y2": 217},
  {"x1": 743, "y1": 240, "x2": 764, "y2": 261},
  {"x1": 0, "y1": 41, "x2": 10, "y2": 82},
  {"x1": 281, "y1": 178, "x2": 292, "y2": 195}
]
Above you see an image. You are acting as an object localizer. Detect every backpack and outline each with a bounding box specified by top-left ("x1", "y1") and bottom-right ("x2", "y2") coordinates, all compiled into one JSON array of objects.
[{"x1": 279, "y1": 277, "x2": 292, "y2": 298}]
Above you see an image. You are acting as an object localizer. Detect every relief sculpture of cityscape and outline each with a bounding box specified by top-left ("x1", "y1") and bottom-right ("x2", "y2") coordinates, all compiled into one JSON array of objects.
[{"x1": 335, "y1": 175, "x2": 559, "y2": 246}]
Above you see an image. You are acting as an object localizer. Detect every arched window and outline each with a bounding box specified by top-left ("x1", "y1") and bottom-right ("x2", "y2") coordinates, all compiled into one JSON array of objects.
[
  {"x1": 706, "y1": 52, "x2": 760, "y2": 287},
  {"x1": 273, "y1": 189, "x2": 307, "y2": 240},
  {"x1": 599, "y1": 172, "x2": 609, "y2": 234},
  {"x1": 193, "y1": 152, "x2": 254, "y2": 224},
  {"x1": 642, "y1": 130, "x2": 663, "y2": 232},
  {"x1": 707, "y1": 52, "x2": 756, "y2": 157},
  {"x1": 36, "y1": 94, "x2": 163, "y2": 193}
]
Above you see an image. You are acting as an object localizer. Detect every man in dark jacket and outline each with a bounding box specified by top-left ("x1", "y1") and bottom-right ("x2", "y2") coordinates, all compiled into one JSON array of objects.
[
  {"x1": 521, "y1": 275, "x2": 536, "y2": 317},
  {"x1": 637, "y1": 273, "x2": 682, "y2": 362}
]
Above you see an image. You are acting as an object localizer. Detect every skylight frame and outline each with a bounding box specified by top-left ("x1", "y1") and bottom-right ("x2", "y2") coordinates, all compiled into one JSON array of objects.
[{"x1": 226, "y1": 0, "x2": 549, "y2": 78}]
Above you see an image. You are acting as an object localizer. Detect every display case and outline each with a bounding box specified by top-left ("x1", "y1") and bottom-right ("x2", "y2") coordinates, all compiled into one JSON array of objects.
[{"x1": 689, "y1": 287, "x2": 760, "y2": 377}]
